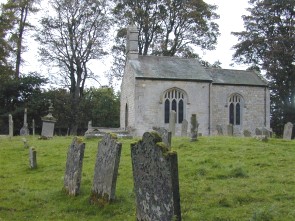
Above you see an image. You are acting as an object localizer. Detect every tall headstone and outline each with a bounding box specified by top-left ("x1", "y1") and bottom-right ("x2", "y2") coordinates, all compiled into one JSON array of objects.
[
  {"x1": 216, "y1": 124, "x2": 223, "y2": 135},
  {"x1": 8, "y1": 114, "x2": 13, "y2": 137},
  {"x1": 90, "y1": 133, "x2": 122, "y2": 204},
  {"x1": 131, "y1": 132, "x2": 181, "y2": 221},
  {"x1": 20, "y1": 108, "x2": 29, "y2": 136},
  {"x1": 29, "y1": 147, "x2": 37, "y2": 169},
  {"x1": 169, "y1": 110, "x2": 176, "y2": 136},
  {"x1": 32, "y1": 119, "x2": 35, "y2": 136},
  {"x1": 227, "y1": 124, "x2": 233, "y2": 136},
  {"x1": 181, "y1": 119, "x2": 188, "y2": 137},
  {"x1": 283, "y1": 122, "x2": 293, "y2": 140},
  {"x1": 152, "y1": 126, "x2": 171, "y2": 149},
  {"x1": 63, "y1": 137, "x2": 85, "y2": 196},
  {"x1": 41, "y1": 100, "x2": 57, "y2": 138},
  {"x1": 190, "y1": 114, "x2": 199, "y2": 142}
]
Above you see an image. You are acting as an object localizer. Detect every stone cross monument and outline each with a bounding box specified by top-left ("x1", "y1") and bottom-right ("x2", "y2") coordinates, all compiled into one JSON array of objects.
[
  {"x1": 20, "y1": 108, "x2": 29, "y2": 136},
  {"x1": 41, "y1": 100, "x2": 57, "y2": 138}
]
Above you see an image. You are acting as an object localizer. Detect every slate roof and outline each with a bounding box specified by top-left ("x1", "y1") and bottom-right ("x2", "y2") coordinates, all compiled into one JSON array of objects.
[{"x1": 128, "y1": 55, "x2": 268, "y2": 86}]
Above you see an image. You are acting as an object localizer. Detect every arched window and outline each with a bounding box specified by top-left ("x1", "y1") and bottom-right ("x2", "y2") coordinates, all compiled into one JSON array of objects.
[
  {"x1": 228, "y1": 94, "x2": 243, "y2": 125},
  {"x1": 164, "y1": 88, "x2": 185, "y2": 124}
]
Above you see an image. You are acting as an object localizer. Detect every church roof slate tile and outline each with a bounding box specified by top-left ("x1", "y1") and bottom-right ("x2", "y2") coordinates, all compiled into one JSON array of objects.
[{"x1": 128, "y1": 55, "x2": 268, "y2": 86}]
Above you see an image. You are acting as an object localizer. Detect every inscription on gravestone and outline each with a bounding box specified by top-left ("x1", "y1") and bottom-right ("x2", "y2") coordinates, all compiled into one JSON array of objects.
[
  {"x1": 63, "y1": 137, "x2": 85, "y2": 196},
  {"x1": 131, "y1": 132, "x2": 181, "y2": 221},
  {"x1": 283, "y1": 122, "x2": 293, "y2": 140},
  {"x1": 90, "y1": 133, "x2": 122, "y2": 204}
]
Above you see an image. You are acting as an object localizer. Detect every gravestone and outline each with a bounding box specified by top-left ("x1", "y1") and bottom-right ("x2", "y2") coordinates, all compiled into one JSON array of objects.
[
  {"x1": 181, "y1": 119, "x2": 188, "y2": 137},
  {"x1": 32, "y1": 119, "x2": 35, "y2": 136},
  {"x1": 243, "y1": 129, "x2": 251, "y2": 137},
  {"x1": 227, "y1": 124, "x2": 233, "y2": 136},
  {"x1": 22, "y1": 138, "x2": 29, "y2": 148},
  {"x1": 169, "y1": 111, "x2": 176, "y2": 136},
  {"x1": 41, "y1": 100, "x2": 57, "y2": 138},
  {"x1": 20, "y1": 108, "x2": 29, "y2": 136},
  {"x1": 63, "y1": 137, "x2": 85, "y2": 196},
  {"x1": 152, "y1": 126, "x2": 171, "y2": 149},
  {"x1": 190, "y1": 114, "x2": 199, "y2": 141},
  {"x1": 90, "y1": 133, "x2": 122, "y2": 205},
  {"x1": 283, "y1": 122, "x2": 293, "y2": 140},
  {"x1": 255, "y1": 128, "x2": 262, "y2": 135},
  {"x1": 29, "y1": 147, "x2": 37, "y2": 169},
  {"x1": 131, "y1": 132, "x2": 181, "y2": 221},
  {"x1": 9, "y1": 114, "x2": 13, "y2": 137},
  {"x1": 216, "y1": 124, "x2": 223, "y2": 135}
]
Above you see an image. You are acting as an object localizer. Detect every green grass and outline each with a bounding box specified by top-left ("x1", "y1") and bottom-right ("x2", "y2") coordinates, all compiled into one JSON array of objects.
[{"x1": 0, "y1": 135, "x2": 295, "y2": 221}]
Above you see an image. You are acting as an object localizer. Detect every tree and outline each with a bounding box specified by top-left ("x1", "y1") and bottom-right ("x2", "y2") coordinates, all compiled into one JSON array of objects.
[
  {"x1": 110, "y1": 0, "x2": 220, "y2": 79},
  {"x1": 1, "y1": 0, "x2": 40, "y2": 78},
  {"x1": 37, "y1": 0, "x2": 110, "y2": 135},
  {"x1": 232, "y1": 0, "x2": 295, "y2": 135}
]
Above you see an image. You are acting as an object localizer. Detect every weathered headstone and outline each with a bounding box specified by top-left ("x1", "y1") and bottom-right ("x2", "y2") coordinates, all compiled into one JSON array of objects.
[
  {"x1": 254, "y1": 135, "x2": 268, "y2": 142},
  {"x1": 22, "y1": 137, "x2": 29, "y2": 148},
  {"x1": 152, "y1": 126, "x2": 171, "y2": 149},
  {"x1": 181, "y1": 119, "x2": 188, "y2": 137},
  {"x1": 243, "y1": 129, "x2": 251, "y2": 137},
  {"x1": 9, "y1": 114, "x2": 13, "y2": 137},
  {"x1": 190, "y1": 114, "x2": 199, "y2": 141},
  {"x1": 41, "y1": 100, "x2": 57, "y2": 138},
  {"x1": 20, "y1": 108, "x2": 29, "y2": 136},
  {"x1": 283, "y1": 122, "x2": 293, "y2": 140},
  {"x1": 90, "y1": 133, "x2": 122, "y2": 205},
  {"x1": 216, "y1": 124, "x2": 223, "y2": 135},
  {"x1": 227, "y1": 124, "x2": 233, "y2": 136},
  {"x1": 169, "y1": 111, "x2": 176, "y2": 136},
  {"x1": 32, "y1": 119, "x2": 35, "y2": 136},
  {"x1": 29, "y1": 147, "x2": 37, "y2": 169},
  {"x1": 63, "y1": 137, "x2": 85, "y2": 196},
  {"x1": 255, "y1": 128, "x2": 262, "y2": 135},
  {"x1": 131, "y1": 132, "x2": 181, "y2": 221}
]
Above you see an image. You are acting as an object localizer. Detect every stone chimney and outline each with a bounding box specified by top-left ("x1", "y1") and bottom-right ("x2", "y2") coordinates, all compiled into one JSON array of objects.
[{"x1": 126, "y1": 25, "x2": 139, "y2": 60}]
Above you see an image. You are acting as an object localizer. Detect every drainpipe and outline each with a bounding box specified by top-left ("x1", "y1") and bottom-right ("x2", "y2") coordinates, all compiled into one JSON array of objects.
[
  {"x1": 208, "y1": 82, "x2": 212, "y2": 135},
  {"x1": 264, "y1": 87, "x2": 267, "y2": 127}
]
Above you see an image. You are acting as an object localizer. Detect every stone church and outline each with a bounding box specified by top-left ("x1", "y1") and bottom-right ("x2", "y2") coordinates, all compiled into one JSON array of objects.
[{"x1": 120, "y1": 26, "x2": 270, "y2": 137}]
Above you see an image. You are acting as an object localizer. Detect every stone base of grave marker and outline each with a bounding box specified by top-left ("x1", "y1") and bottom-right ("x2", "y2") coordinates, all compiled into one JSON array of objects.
[
  {"x1": 29, "y1": 147, "x2": 37, "y2": 169},
  {"x1": 63, "y1": 137, "x2": 85, "y2": 196},
  {"x1": 90, "y1": 133, "x2": 122, "y2": 205},
  {"x1": 131, "y1": 132, "x2": 181, "y2": 221}
]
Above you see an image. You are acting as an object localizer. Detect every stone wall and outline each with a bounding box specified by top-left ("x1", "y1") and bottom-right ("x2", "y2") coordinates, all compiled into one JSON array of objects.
[{"x1": 210, "y1": 85, "x2": 270, "y2": 135}]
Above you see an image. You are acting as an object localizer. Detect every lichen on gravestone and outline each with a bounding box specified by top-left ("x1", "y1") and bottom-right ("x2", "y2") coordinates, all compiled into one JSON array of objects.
[
  {"x1": 90, "y1": 133, "x2": 122, "y2": 205},
  {"x1": 131, "y1": 131, "x2": 181, "y2": 221}
]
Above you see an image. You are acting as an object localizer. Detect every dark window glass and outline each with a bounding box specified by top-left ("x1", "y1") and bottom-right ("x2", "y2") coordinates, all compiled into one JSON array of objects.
[
  {"x1": 236, "y1": 103, "x2": 240, "y2": 125},
  {"x1": 229, "y1": 103, "x2": 234, "y2": 125},
  {"x1": 172, "y1": 99, "x2": 177, "y2": 111},
  {"x1": 178, "y1": 100, "x2": 184, "y2": 123},
  {"x1": 165, "y1": 99, "x2": 170, "y2": 123}
]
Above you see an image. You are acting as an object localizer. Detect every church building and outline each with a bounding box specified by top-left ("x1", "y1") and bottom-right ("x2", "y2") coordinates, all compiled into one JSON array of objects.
[{"x1": 120, "y1": 26, "x2": 270, "y2": 137}]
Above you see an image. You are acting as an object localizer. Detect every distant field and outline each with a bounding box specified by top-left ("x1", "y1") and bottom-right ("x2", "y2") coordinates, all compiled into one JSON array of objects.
[{"x1": 0, "y1": 135, "x2": 294, "y2": 221}]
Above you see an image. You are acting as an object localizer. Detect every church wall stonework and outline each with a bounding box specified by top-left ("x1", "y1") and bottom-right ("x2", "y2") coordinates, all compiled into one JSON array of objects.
[
  {"x1": 131, "y1": 79, "x2": 210, "y2": 137},
  {"x1": 211, "y1": 85, "x2": 270, "y2": 135}
]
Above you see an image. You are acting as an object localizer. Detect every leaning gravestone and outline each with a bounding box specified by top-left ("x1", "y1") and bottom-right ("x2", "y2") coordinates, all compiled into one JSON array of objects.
[
  {"x1": 255, "y1": 128, "x2": 262, "y2": 135},
  {"x1": 169, "y1": 111, "x2": 176, "y2": 136},
  {"x1": 41, "y1": 100, "x2": 57, "y2": 138},
  {"x1": 243, "y1": 129, "x2": 252, "y2": 137},
  {"x1": 131, "y1": 132, "x2": 181, "y2": 221},
  {"x1": 181, "y1": 119, "x2": 188, "y2": 137},
  {"x1": 283, "y1": 122, "x2": 293, "y2": 140},
  {"x1": 90, "y1": 133, "x2": 122, "y2": 205},
  {"x1": 63, "y1": 137, "x2": 85, "y2": 196},
  {"x1": 29, "y1": 147, "x2": 37, "y2": 169},
  {"x1": 190, "y1": 114, "x2": 199, "y2": 141},
  {"x1": 152, "y1": 126, "x2": 171, "y2": 149}
]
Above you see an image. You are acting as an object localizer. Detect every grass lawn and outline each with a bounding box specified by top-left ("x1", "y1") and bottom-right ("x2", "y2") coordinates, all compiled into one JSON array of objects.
[{"x1": 0, "y1": 135, "x2": 295, "y2": 221}]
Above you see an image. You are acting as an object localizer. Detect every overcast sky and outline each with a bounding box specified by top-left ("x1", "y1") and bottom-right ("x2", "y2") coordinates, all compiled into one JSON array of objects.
[{"x1": 1, "y1": 0, "x2": 251, "y2": 85}]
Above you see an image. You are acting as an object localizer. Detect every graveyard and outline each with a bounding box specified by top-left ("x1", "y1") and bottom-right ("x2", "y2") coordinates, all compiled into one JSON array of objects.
[{"x1": 1, "y1": 135, "x2": 295, "y2": 221}]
